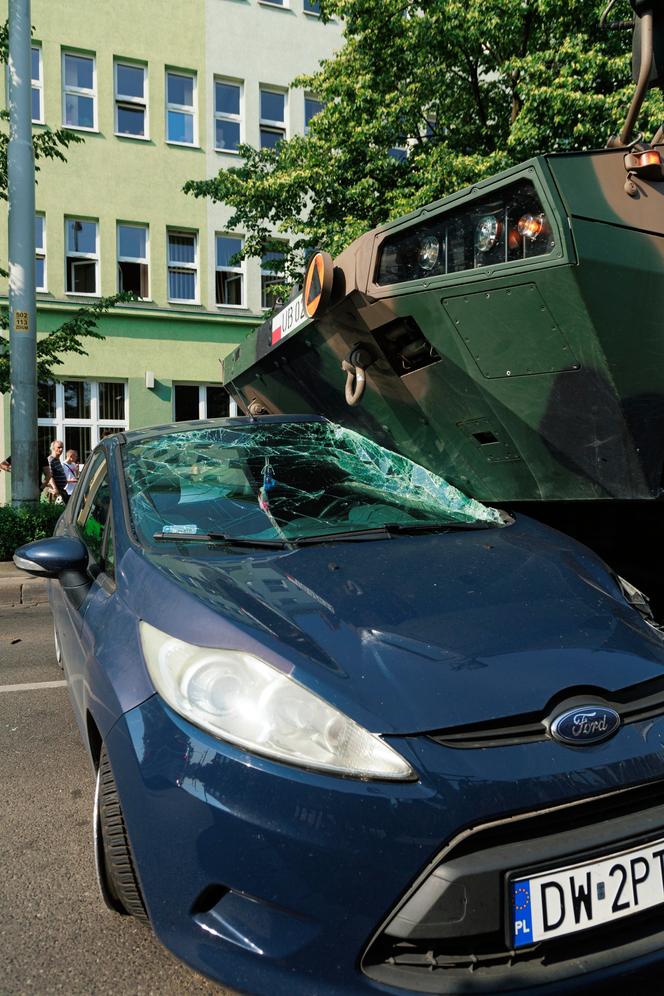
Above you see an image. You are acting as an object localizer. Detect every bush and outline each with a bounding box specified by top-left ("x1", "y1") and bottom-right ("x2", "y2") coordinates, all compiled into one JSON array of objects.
[{"x1": 0, "y1": 503, "x2": 63, "y2": 561}]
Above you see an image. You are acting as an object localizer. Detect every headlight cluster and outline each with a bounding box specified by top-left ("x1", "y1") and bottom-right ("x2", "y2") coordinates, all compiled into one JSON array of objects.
[
  {"x1": 376, "y1": 179, "x2": 554, "y2": 286},
  {"x1": 140, "y1": 622, "x2": 415, "y2": 780}
]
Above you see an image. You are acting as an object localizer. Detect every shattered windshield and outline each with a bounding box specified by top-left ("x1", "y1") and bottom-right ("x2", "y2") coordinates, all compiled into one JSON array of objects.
[{"x1": 123, "y1": 419, "x2": 504, "y2": 547}]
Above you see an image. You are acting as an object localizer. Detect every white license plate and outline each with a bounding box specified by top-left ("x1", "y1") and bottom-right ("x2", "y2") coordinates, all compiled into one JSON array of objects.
[{"x1": 511, "y1": 835, "x2": 664, "y2": 948}]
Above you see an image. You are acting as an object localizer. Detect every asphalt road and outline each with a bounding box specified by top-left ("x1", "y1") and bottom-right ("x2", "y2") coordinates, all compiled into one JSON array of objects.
[
  {"x1": 0, "y1": 601, "x2": 227, "y2": 996},
  {"x1": 1, "y1": 601, "x2": 663, "y2": 996}
]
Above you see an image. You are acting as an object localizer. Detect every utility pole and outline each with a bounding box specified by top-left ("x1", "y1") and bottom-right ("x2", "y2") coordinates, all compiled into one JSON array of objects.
[{"x1": 8, "y1": 0, "x2": 38, "y2": 506}]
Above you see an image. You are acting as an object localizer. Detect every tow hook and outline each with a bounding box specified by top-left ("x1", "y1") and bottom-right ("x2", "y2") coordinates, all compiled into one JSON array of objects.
[{"x1": 341, "y1": 347, "x2": 374, "y2": 406}]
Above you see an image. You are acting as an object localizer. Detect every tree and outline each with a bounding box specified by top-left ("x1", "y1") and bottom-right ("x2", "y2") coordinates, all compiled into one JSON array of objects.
[
  {"x1": 184, "y1": 0, "x2": 664, "y2": 291},
  {"x1": 0, "y1": 22, "x2": 129, "y2": 395}
]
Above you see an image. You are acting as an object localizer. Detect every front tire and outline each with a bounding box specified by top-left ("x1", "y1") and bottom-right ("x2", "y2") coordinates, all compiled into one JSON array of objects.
[{"x1": 94, "y1": 744, "x2": 149, "y2": 923}]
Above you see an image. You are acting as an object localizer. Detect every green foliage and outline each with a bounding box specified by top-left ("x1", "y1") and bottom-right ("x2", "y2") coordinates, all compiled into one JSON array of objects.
[
  {"x1": 185, "y1": 0, "x2": 664, "y2": 287},
  {"x1": 0, "y1": 502, "x2": 61, "y2": 560}
]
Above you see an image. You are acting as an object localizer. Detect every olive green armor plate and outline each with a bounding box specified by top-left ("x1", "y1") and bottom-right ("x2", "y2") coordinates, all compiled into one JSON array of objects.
[{"x1": 223, "y1": 149, "x2": 664, "y2": 503}]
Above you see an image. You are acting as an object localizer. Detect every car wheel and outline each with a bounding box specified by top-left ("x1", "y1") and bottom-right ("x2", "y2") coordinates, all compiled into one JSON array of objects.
[
  {"x1": 94, "y1": 744, "x2": 149, "y2": 924},
  {"x1": 53, "y1": 624, "x2": 63, "y2": 669}
]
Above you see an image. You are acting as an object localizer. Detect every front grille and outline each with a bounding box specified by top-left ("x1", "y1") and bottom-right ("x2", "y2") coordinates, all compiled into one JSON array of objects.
[
  {"x1": 430, "y1": 675, "x2": 664, "y2": 748},
  {"x1": 361, "y1": 780, "x2": 664, "y2": 993}
]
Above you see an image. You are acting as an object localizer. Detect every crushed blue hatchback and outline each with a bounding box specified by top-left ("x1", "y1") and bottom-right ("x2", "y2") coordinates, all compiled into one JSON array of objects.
[{"x1": 14, "y1": 415, "x2": 664, "y2": 995}]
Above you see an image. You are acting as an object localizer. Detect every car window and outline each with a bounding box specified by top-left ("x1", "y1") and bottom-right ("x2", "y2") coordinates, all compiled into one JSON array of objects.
[
  {"x1": 72, "y1": 450, "x2": 106, "y2": 522},
  {"x1": 77, "y1": 461, "x2": 112, "y2": 571}
]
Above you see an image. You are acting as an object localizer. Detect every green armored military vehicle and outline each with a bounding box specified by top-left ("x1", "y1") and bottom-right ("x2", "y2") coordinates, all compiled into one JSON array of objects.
[{"x1": 222, "y1": 0, "x2": 664, "y2": 614}]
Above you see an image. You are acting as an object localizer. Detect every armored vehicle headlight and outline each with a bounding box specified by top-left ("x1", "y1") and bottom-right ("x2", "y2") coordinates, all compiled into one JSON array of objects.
[
  {"x1": 417, "y1": 233, "x2": 440, "y2": 271},
  {"x1": 624, "y1": 149, "x2": 663, "y2": 180},
  {"x1": 475, "y1": 215, "x2": 501, "y2": 252},
  {"x1": 517, "y1": 213, "x2": 545, "y2": 241}
]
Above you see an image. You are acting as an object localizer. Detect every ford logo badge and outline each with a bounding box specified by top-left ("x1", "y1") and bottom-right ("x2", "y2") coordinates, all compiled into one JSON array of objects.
[{"x1": 550, "y1": 705, "x2": 620, "y2": 746}]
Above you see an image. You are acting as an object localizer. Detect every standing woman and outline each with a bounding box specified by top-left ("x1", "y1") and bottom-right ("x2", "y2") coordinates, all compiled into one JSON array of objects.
[{"x1": 63, "y1": 448, "x2": 80, "y2": 497}]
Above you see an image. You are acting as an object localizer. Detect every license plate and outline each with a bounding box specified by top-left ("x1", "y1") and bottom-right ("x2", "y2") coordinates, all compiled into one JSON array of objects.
[{"x1": 510, "y1": 835, "x2": 664, "y2": 948}]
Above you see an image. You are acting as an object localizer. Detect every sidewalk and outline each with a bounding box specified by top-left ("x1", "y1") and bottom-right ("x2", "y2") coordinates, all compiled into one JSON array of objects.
[{"x1": 0, "y1": 561, "x2": 50, "y2": 607}]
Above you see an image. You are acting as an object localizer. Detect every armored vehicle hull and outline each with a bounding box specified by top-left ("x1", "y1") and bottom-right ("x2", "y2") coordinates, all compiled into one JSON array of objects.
[
  {"x1": 222, "y1": 147, "x2": 664, "y2": 615},
  {"x1": 224, "y1": 148, "x2": 664, "y2": 503}
]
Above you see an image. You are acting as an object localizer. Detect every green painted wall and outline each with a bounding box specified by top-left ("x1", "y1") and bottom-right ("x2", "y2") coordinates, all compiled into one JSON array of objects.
[
  {"x1": 0, "y1": 0, "x2": 344, "y2": 503},
  {"x1": 0, "y1": 0, "x2": 209, "y2": 306}
]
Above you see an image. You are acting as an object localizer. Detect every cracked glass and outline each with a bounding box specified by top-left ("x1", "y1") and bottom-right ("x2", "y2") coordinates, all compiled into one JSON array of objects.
[{"x1": 123, "y1": 419, "x2": 504, "y2": 548}]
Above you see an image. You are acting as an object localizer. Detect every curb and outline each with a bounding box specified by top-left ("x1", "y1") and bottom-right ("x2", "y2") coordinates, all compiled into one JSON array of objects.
[{"x1": 0, "y1": 563, "x2": 50, "y2": 607}]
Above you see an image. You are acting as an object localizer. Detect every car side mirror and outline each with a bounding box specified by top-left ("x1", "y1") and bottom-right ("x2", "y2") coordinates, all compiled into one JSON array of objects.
[
  {"x1": 14, "y1": 536, "x2": 89, "y2": 578},
  {"x1": 14, "y1": 536, "x2": 92, "y2": 608}
]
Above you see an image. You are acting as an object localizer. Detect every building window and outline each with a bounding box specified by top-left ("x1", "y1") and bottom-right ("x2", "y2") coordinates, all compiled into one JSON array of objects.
[
  {"x1": 167, "y1": 230, "x2": 197, "y2": 302},
  {"x1": 35, "y1": 214, "x2": 46, "y2": 291},
  {"x1": 38, "y1": 379, "x2": 127, "y2": 464},
  {"x1": 303, "y1": 0, "x2": 321, "y2": 12},
  {"x1": 62, "y1": 51, "x2": 96, "y2": 130},
  {"x1": 214, "y1": 79, "x2": 241, "y2": 153},
  {"x1": 215, "y1": 235, "x2": 244, "y2": 307},
  {"x1": 261, "y1": 248, "x2": 285, "y2": 309},
  {"x1": 304, "y1": 95, "x2": 323, "y2": 134},
  {"x1": 260, "y1": 88, "x2": 286, "y2": 149},
  {"x1": 260, "y1": 0, "x2": 286, "y2": 5},
  {"x1": 115, "y1": 61, "x2": 147, "y2": 138},
  {"x1": 173, "y1": 384, "x2": 237, "y2": 421},
  {"x1": 65, "y1": 218, "x2": 98, "y2": 295},
  {"x1": 166, "y1": 70, "x2": 196, "y2": 145},
  {"x1": 117, "y1": 224, "x2": 149, "y2": 298},
  {"x1": 31, "y1": 46, "x2": 43, "y2": 123}
]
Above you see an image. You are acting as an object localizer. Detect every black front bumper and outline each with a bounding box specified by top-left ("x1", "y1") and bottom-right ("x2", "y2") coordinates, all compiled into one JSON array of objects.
[{"x1": 362, "y1": 780, "x2": 664, "y2": 992}]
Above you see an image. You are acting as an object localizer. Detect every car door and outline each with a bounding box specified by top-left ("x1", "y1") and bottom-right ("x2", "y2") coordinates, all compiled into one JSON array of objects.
[
  {"x1": 57, "y1": 453, "x2": 115, "y2": 727},
  {"x1": 50, "y1": 452, "x2": 104, "y2": 669}
]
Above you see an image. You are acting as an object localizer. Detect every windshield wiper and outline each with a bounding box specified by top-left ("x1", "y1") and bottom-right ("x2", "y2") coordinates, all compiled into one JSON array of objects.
[
  {"x1": 153, "y1": 519, "x2": 496, "y2": 548},
  {"x1": 153, "y1": 531, "x2": 287, "y2": 548},
  {"x1": 288, "y1": 521, "x2": 490, "y2": 545},
  {"x1": 382, "y1": 520, "x2": 493, "y2": 534}
]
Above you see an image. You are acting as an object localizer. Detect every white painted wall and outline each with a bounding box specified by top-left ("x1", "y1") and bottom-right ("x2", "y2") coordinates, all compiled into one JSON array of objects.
[{"x1": 204, "y1": 0, "x2": 343, "y2": 314}]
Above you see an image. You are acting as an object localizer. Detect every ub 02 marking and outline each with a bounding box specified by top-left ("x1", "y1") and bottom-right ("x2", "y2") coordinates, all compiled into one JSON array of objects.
[{"x1": 271, "y1": 294, "x2": 308, "y2": 345}]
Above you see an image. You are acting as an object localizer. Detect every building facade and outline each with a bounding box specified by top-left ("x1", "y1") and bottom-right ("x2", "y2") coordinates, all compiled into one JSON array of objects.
[{"x1": 0, "y1": 0, "x2": 341, "y2": 499}]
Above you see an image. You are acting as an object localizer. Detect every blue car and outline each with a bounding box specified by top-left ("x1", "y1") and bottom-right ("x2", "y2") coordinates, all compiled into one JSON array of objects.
[{"x1": 14, "y1": 415, "x2": 664, "y2": 995}]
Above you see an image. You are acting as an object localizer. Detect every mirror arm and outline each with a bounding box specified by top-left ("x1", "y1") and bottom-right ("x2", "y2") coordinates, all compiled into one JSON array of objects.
[
  {"x1": 615, "y1": 10, "x2": 654, "y2": 146},
  {"x1": 59, "y1": 569, "x2": 93, "y2": 611}
]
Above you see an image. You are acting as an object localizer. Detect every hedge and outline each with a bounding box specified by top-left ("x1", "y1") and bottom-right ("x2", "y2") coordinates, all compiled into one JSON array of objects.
[{"x1": 0, "y1": 503, "x2": 63, "y2": 562}]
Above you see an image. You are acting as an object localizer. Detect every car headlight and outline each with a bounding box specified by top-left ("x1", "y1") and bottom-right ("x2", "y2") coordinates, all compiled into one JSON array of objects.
[{"x1": 140, "y1": 622, "x2": 415, "y2": 780}]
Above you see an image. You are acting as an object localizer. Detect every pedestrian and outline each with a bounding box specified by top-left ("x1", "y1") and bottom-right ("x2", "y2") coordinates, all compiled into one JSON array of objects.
[
  {"x1": 47, "y1": 439, "x2": 69, "y2": 504},
  {"x1": 63, "y1": 448, "x2": 80, "y2": 497},
  {"x1": 0, "y1": 455, "x2": 10, "y2": 472}
]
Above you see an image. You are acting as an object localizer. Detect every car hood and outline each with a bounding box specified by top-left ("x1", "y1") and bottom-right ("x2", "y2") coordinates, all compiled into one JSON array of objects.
[{"x1": 135, "y1": 517, "x2": 664, "y2": 735}]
